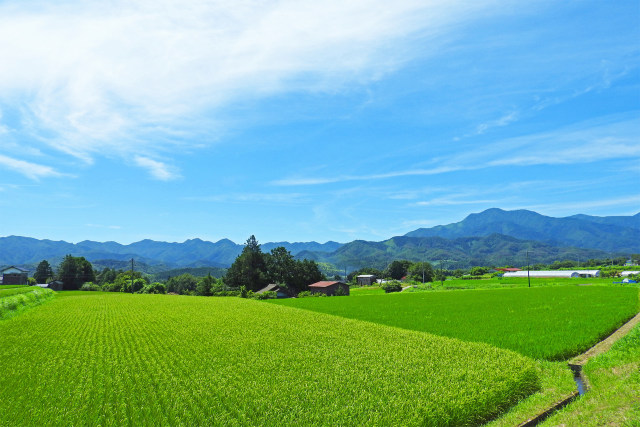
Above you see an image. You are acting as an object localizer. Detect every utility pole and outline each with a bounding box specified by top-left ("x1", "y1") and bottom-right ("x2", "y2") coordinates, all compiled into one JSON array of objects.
[{"x1": 131, "y1": 258, "x2": 135, "y2": 293}]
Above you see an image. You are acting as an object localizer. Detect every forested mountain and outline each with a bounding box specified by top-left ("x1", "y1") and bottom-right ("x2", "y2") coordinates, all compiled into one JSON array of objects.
[
  {"x1": 405, "y1": 208, "x2": 640, "y2": 252},
  {"x1": 1, "y1": 209, "x2": 636, "y2": 272},
  {"x1": 298, "y1": 233, "x2": 611, "y2": 270},
  {"x1": 0, "y1": 236, "x2": 342, "y2": 270}
]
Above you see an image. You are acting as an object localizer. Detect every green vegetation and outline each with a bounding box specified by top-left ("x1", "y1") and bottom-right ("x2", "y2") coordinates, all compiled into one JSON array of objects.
[
  {"x1": 540, "y1": 321, "x2": 640, "y2": 426},
  {"x1": 350, "y1": 286, "x2": 386, "y2": 296},
  {"x1": 0, "y1": 285, "x2": 29, "y2": 291},
  {"x1": 57, "y1": 254, "x2": 95, "y2": 290},
  {"x1": 404, "y1": 275, "x2": 639, "y2": 291},
  {"x1": 271, "y1": 286, "x2": 639, "y2": 360},
  {"x1": 0, "y1": 286, "x2": 55, "y2": 320},
  {"x1": 225, "y1": 236, "x2": 324, "y2": 293},
  {"x1": 0, "y1": 292, "x2": 539, "y2": 426}
]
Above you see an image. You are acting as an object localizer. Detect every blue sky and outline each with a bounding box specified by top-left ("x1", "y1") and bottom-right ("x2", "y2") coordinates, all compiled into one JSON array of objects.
[{"x1": 0, "y1": 0, "x2": 638, "y2": 245}]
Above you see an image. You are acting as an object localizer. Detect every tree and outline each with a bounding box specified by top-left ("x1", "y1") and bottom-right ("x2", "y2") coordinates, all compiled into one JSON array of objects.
[
  {"x1": 469, "y1": 266, "x2": 489, "y2": 276},
  {"x1": 407, "y1": 262, "x2": 434, "y2": 283},
  {"x1": 34, "y1": 260, "x2": 53, "y2": 284},
  {"x1": 57, "y1": 255, "x2": 95, "y2": 290},
  {"x1": 96, "y1": 267, "x2": 119, "y2": 285},
  {"x1": 225, "y1": 235, "x2": 269, "y2": 292},
  {"x1": 166, "y1": 273, "x2": 198, "y2": 295},
  {"x1": 265, "y1": 247, "x2": 297, "y2": 286},
  {"x1": 384, "y1": 260, "x2": 411, "y2": 280},
  {"x1": 290, "y1": 259, "x2": 325, "y2": 292},
  {"x1": 195, "y1": 273, "x2": 217, "y2": 296}
]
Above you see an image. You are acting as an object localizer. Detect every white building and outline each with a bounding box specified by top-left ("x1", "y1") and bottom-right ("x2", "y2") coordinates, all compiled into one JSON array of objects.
[
  {"x1": 621, "y1": 271, "x2": 640, "y2": 277},
  {"x1": 502, "y1": 270, "x2": 600, "y2": 278}
]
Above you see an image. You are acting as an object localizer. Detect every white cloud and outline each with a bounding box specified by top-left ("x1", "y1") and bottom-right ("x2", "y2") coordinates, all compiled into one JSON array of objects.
[
  {"x1": 0, "y1": 0, "x2": 497, "y2": 165},
  {"x1": 133, "y1": 156, "x2": 180, "y2": 181},
  {"x1": 0, "y1": 154, "x2": 63, "y2": 180}
]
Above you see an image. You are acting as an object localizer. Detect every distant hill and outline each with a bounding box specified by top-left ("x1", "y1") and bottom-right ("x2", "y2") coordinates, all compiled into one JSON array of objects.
[
  {"x1": 0, "y1": 236, "x2": 343, "y2": 271},
  {"x1": 1, "y1": 209, "x2": 636, "y2": 273},
  {"x1": 299, "y1": 233, "x2": 611, "y2": 270},
  {"x1": 405, "y1": 208, "x2": 640, "y2": 253}
]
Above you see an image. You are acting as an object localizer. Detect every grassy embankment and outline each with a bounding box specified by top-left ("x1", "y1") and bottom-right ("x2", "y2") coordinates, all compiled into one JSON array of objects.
[
  {"x1": 0, "y1": 292, "x2": 539, "y2": 426},
  {"x1": 0, "y1": 286, "x2": 55, "y2": 320},
  {"x1": 540, "y1": 320, "x2": 640, "y2": 425}
]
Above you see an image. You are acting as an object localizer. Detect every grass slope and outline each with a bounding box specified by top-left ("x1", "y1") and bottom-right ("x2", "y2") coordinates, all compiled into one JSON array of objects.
[
  {"x1": 0, "y1": 292, "x2": 538, "y2": 426},
  {"x1": 272, "y1": 286, "x2": 639, "y2": 360},
  {"x1": 0, "y1": 286, "x2": 55, "y2": 320}
]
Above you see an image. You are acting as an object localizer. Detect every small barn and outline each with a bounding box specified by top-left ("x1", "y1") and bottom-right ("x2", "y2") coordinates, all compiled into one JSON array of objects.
[
  {"x1": 36, "y1": 280, "x2": 64, "y2": 291},
  {"x1": 309, "y1": 281, "x2": 350, "y2": 296},
  {"x1": 1, "y1": 266, "x2": 29, "y2": 285},
  {"x1": 356, "y1": 274, "x2": 377, "y2": 286},
  {"x1": 255, "y1": 284, "x2": 293, "y2": 298}
]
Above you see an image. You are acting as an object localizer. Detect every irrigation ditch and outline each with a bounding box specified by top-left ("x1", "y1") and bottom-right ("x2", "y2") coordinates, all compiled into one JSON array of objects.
[{"x1": 515, "y1": 310, "x2": 640, "y2": 426}]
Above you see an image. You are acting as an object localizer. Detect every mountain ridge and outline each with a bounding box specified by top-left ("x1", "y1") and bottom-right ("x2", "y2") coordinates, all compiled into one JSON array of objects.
[{"x1": 1, "y1": 209, "x2": 637, "y2": 271}]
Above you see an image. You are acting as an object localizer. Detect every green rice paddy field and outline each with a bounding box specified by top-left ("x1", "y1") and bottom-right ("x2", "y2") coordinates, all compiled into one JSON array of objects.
[
  {"x1": 0, "y1": 285, "x2": 638, "y2": 425},
  {"x1": 0, "y1": 292, "x2": 537, "y2": 426},
  {"x1": 273, "y1": 286, "x2": 639, "y2": 360}
]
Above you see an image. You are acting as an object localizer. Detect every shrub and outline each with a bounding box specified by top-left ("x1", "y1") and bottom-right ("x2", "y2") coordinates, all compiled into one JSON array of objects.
[
  {"x1": 252, "y1": 291, "x2": 277, "y2": 300},
  {"x1": 80, "y1": 282, "x2": 102, "y2": 291},
  {"x1": 140, "y1": 282, "x2": 166, "y2": 294},
  {"x1": 101, "y1": 282, "x2": 123, "y2": 292},
  {"x1": 381, "y1": 281, "x2": 403, "y2": 293},
  {"x1": 297, "y1": 291, "x2": 327, "y2": 298}
]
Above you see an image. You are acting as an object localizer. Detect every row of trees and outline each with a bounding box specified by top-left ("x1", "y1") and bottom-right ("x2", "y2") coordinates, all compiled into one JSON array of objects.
[
  {"x1": 30, "y1": 236, "x2": 324, "y2": 294},
  {"x1": 33, "y1": 256, "x2": 96, "y2": 290},
  {"x1": 225, "y1": 236, "x2": 324, "y2": 293}
]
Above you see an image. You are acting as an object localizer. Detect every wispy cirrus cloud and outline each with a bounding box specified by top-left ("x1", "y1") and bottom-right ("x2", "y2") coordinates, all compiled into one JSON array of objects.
[
  {"x1": 0, "y1": 0, "x2": 502, "y2": 178},
  {"x1": 133, "y1": 156, "x2": 181, "y2": 181},
  {"x1": 184, "y1": 192, "x2": 308, "y2": 204},
  {"x1": 275, "y1": 114, "x2": 640, "y2": 186},
  {"x1": 0, "y1": 154, "x2": 64, "y2": 180}
]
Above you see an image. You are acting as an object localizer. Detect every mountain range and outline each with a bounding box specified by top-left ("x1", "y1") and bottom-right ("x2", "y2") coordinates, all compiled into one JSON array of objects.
[{"x1": 1, "y1": 208, "x2": 637, "y2": 272}]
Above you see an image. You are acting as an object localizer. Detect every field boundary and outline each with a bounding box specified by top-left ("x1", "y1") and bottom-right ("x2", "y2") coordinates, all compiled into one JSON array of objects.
[
  {"x1": 515, "y1": 307, "x2": 640, "y2": 426},
  {"x1": 569, "y1": 310, "x2": 640, "y2": 366}
]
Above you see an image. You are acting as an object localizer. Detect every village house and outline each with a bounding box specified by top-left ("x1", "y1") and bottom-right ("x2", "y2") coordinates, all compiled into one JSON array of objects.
[
  {"x1": 308, "y1": 281, "x2": 350, "y2": 296},
  {"x1": 356, "y1": 274, "x2": 376, "y2": 286},
  {"x1": 1, "y1": 266, "x2": 29, "y2": 285}
]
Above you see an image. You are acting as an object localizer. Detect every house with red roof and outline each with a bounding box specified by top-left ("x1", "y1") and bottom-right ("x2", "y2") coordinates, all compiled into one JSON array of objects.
[{"x1": 308, "y1": 281, "x2": 350, "y2": 296}]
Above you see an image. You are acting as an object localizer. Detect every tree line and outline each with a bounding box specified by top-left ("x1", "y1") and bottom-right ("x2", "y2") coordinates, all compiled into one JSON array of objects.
[{"x1": 30, "y1": 236, "x2": 325, "y2": 296}]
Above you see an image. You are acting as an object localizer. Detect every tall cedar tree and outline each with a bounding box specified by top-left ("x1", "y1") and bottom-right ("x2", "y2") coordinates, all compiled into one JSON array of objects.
[
  {"x1": 225, "y1": 236, "x2": 269, "y2": 291},
  {"x1": 34, "y1": 260, "x2": 53, "y2": 284}
]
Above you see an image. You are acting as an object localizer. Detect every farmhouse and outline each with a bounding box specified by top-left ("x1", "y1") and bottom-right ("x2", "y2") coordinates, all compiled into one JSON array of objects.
[
  {"x1": 255, "y1": 284, "x2": 293, "y2": 298},
  {"x1": 309, "y1": 281, "x2": 350, "y2": 296},
  {"x1": 502, "y1": 270, "x2": 601, "y2": 278},
  {"x1": 1, "y1": 266, "x2": 29, "y2": 285},
  {"x1": 356, "y1": 274, "x2": 377, "y2": 286}
]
